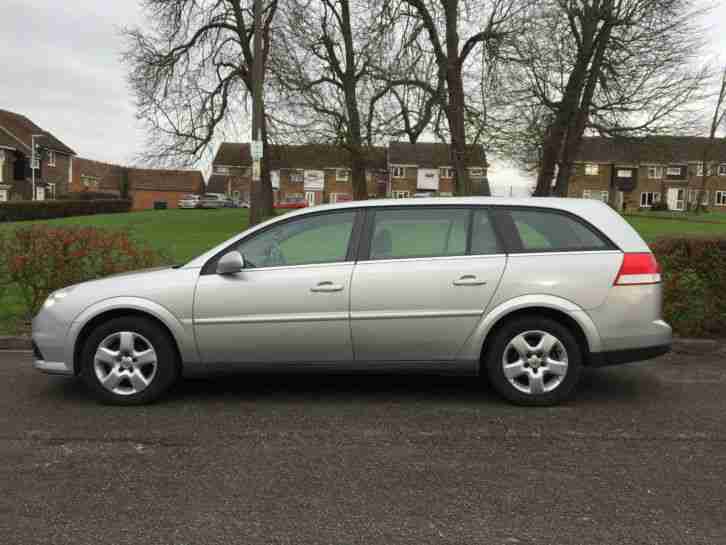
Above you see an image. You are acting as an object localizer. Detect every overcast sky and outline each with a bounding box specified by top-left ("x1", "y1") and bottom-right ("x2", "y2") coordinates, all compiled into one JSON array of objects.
[{"x1": 1, "y1": 0, "x2": 725, "y2": 192}]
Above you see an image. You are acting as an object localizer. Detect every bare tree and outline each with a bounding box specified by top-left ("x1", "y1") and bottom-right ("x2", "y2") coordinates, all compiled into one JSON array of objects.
[
  {"x1": 123, "y1": 0, "x2": 277, "y2": 224},
  {"x1": 389, "y1": 0, "x2": 522, "y2": 196},
  {"x1": 271, "y1": 0, "x2": 398, "y2": 199},
  {"x1": 694, "y1": 66, "x2": 726, "y2": 213},
  {"x1": 510, "y1": 0, "x2": 708, "y2": 196}
]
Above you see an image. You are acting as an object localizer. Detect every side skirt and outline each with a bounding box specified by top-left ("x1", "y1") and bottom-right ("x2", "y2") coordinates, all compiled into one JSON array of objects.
[{"x1": 182, "y1": 359, "x2": 479, "y2": 378}]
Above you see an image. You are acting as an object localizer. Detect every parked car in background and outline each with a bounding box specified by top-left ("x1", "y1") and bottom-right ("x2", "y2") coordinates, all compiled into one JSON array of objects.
[
  {"x1": 178, "y1": 194, "x2": 201, "y2": 209},
  {"x1": 32, "y1": 197, "x2": 671, "y2": 406},
  {"x1": 275, "y1": 195, "x2": 308, "y2": 209},
  {"x1": 198, "y1": 193, "x2": 227, "y2": 209}
]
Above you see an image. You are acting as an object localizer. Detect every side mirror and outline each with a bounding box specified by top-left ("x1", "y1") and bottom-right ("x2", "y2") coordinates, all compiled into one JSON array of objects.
[{"x1": 217, "y1": 251, "x2": 245, "y2": 275}]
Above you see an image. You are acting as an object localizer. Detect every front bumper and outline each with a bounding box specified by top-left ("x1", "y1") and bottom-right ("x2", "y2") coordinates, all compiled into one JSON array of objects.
[{"x1": 32, "y1": 340, "x2": 73, "y2": 374}]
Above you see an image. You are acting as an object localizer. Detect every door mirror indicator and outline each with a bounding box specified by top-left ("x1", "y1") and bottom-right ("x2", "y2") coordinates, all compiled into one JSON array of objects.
[{"x1": 217, "y1": 251, "x2": 245, "y2": 275}]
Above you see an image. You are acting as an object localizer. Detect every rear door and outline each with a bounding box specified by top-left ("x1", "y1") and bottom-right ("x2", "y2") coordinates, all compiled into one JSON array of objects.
[
  {"x1": 488, "y1": 207, "x2": 622, "y2": 311},
  {"x1": 349, "y1": 206, "x2": 506, "y2": 362}
]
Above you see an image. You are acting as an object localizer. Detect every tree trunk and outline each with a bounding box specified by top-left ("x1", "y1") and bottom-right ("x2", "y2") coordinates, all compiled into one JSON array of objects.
[
  {"x1": 350, "y1": 149, "x2": 367, "y2": 200},
  {"x1": 533, "y1": 20, "x2": 599, "y2": 196}
]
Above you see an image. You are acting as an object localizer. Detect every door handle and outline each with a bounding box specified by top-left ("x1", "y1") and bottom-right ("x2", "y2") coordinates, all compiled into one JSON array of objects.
[
  {"x1": 311, "y1": 281, "x2": 344, "y2": 293},
  {"x1": 453, "y1": 275, "x2": 487, "y2": 286}
]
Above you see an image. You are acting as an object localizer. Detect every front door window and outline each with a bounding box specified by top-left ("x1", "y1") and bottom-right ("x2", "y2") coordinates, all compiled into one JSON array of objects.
[
  {"x1": 0, "y1": 189, "x2": 7, "y2": 202},
  {"x1": 36, "y1": 187, "x2": 45, "y2": 201},
  {"x1": 305, "y1": 191, "x2": 316, "y2": 207}
]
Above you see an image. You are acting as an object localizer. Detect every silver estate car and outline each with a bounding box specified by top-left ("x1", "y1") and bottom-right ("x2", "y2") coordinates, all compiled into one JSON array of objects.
[{"x1": 32, "y1": 198, "x2": 671, "y2": 405}]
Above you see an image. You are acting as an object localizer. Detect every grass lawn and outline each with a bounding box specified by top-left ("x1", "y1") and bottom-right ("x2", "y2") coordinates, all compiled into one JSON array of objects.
[
  {"x1": 0, "y1": 208, "x2": 252, "y2": 264},
  {"x1": 3, "y1": 206, "x2": 726, "y2": 335},
  {"x1": 625, "y1": 214, "x2": 726, "y2": 241}
]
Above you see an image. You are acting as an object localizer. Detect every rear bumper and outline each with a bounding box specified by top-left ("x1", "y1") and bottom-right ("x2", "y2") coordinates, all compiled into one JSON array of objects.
[{"x1": 589, "y1": 343, "x2": 671, "y2": 368}]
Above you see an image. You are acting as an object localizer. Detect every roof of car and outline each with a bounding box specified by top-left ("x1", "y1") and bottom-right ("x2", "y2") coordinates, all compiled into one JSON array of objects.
[{"x1": 184, "y1": 196, "x2": 649, "y2": 269}]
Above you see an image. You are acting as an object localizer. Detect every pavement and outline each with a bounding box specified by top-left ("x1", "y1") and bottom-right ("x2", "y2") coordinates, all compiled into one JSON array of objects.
[{"x1": 0, "y1": 349, "x2": 725, "y2": 545}]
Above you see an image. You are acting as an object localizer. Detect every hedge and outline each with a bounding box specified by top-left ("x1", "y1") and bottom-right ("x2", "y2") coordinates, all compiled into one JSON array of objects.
[
  {"x1": 651, "y1": 238, "x2": 726, "y2": 337},
  {"x1": 58, "y1": 191, "x2": 122, "y2": 201},
  {"x1": 0, "y1": 199, "x2": 132, "y2": 222}
]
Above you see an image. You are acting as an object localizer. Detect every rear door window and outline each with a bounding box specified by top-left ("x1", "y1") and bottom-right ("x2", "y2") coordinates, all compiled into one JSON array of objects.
[
  {"x1": 368, "y1": 208, "x2": 469, "y2": 260},
  {"x1": 500, "y1": 208, "x2": 612, "y2": 252}
]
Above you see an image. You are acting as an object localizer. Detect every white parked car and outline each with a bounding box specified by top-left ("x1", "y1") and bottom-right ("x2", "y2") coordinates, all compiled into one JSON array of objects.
[
  {"x1": 198, "y1": 193, "x2": 227, "y2": 209},
  {"x1": 178, "y1": 194, "x2": 201, "y2": 209}
]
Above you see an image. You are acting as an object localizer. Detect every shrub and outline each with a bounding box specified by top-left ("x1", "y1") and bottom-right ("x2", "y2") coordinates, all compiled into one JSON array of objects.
[
  {"x1": 650, "y1": 200, "x2": 668, "y2": 212},
  {"x1": 0, "y1": 226, "x2": 164, "y2": 317},
  {"x1": 0, "y1": 199, "x2": 131, "y2": 222},
  {"x1": 651, "y1": 238, "x2": 726, "y2": 337},
  {"x1": 58, "y1": 192, "x2": 121, "y2": 201}
]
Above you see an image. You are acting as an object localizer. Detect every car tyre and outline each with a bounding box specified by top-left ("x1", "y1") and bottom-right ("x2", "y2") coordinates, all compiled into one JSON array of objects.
[
  {"x1": 80, "y1": 316, "x2": 179, "y2": 405},
  {"x1": 484, "y1": 316, "x2": 583, "y2": 406}
]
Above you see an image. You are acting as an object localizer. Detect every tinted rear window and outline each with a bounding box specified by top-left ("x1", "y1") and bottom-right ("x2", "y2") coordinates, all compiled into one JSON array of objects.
[{"x1": 504, "y1": 209, "x2": 611, "y2": 252}]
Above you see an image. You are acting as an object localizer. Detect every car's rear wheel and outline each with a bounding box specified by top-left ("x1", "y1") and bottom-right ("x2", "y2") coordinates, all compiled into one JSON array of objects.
[
  {"x1": 80, "y1": 316, "x2": 179, "y2": 405},
  {"x1": 485, "y1": 316, "x2": 583, "y2": 406}
]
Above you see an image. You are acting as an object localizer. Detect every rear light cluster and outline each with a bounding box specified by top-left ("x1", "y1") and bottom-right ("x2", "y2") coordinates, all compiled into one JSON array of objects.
[{"x1": 614, "y1": 253, "x2": 661, "y2": 286}]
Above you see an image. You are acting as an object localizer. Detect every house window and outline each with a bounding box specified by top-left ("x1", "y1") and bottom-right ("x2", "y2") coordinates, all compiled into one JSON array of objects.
[
  {"x1": 47, "y1": 183, "x2": 56, "y2": 200},
  {"x1": 719, "y1": 164, "x2": 726, "y2": 176},
  {"x1": 666, "y1": 166, "x2": 684, "y2": 177},
  {"x1": 616, "y1": 169, "x2": 633, "y2": 178},
  {"x1": 391, "y1": 166, "x2": 405, "y2": 178},
  {"x1": 440, "y1": 167, "x2": 454, "y2": 178},
  {"x1": 336, "y1": 169, "x2": 349, "y2": 182},
  {"x1": 640, "y1": 192, "x2": 660, "y2": 208},
  {"x1": 715, "y1": 191, "x2": 726, "y2": 206},
  {"x1": 0, "y1": 149, "x2": 4, "y2": 183},
  {"x1": 585, "y1": 164, "x2": 599, "y2": 176},
  {"x1": 214, "y1": 166, "x2": 230, "y2": 175},
  {"x1": 81, "y1": 175, "x2": 99, "y2": 189},
  {"x1": 583, "y1": 189, "x2": 608, "y2": 202},
  {"x1": 391, "y1": 190, "x2": 410, "y2": 199},
  {"x1": 696, "y1": 163, "x2": 714, "y2": 177},
  {"x1": 48, "y1": 151, "x2": 56, "y2": 167},
  {"x1": 688, "y1": 189, "x2": 709, "y2": 205},
  {"x1": 289, "y1": 169, "x2": 304, "y2": 183},
  {"x1": 469, "y1": 167, "x2": 484, "y2": 178},
  {"x1": 0, "y1": 189, "x2": 7, "y2": 202},
  {"x1": 648, "y1": 166, "x2": 662, "y2": 179}
]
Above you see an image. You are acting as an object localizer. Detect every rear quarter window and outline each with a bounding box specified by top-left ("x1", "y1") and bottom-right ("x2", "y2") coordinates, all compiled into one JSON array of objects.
[{"x1": 501, "y1": 208, "x2": 613, "y2": 252}]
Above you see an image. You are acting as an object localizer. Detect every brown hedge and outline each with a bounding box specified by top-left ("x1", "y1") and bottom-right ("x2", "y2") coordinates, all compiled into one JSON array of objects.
[
  {"x1": 0, "y1": 199, "x2": 132, "y2": 222},
  {"x1": 651, "y1": 238, "x2": 726, "y2": 337}
]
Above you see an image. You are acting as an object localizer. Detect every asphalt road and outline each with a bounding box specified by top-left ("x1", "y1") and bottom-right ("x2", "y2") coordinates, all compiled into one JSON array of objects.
[{"x1": 1, "y1": 349, "x2": 725, "y2": 545}]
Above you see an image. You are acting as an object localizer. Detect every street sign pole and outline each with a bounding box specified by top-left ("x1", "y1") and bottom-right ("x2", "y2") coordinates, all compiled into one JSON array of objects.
[{"x1": 250, "y1": 0, "x2": 264, "y2": 223}]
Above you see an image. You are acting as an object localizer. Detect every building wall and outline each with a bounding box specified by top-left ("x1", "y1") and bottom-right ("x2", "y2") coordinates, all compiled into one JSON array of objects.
[
  {"x1": 43, "y1": 152, "x2": 72, "y2": 196},
  {"x1": 129, "y1": 190, "x2": 188, "y2": 211},
  {"x1": 71, "y1": 157, "x2": 124, "y2": 195},
  {"x1": 568, "y1": 161, "x2": 726, "y2": 210}
]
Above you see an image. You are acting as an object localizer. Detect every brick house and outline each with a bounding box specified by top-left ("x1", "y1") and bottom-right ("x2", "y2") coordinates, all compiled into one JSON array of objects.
[
  {"x1": 387, "y1": 141, "x2": 490, "y2": 198},
  {"x1": 210, "y1": 143, "x2": 388, "y2": 206},
  {"x1": 210, "y1": 141, "x2": 489, "y2": 204},
  {"x1": 567, "y1": 136, "x2": 726, "y2": 211},
  {"x1": 71, "y1": 157, "x2": 204, "y2": 211},
  {"x1": 0, "y1": 109, "x2": 76, "y2": 202}
]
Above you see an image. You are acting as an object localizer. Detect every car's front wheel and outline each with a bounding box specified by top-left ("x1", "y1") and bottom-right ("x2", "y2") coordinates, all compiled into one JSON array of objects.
[
  {"x1": 485, "y1": 316, "x2": 583, "y2": 406},
  {"x1": 80, "y1": 316, "x2": 179, "y2": 405}
]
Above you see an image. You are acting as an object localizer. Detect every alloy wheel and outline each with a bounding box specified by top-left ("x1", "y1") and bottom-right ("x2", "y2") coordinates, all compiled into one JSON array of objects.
[
  {"x1": 93, "y1": 331, "x2": 158, "y2": 396},
  {"x1": 501, "y1": 330, "x2": 569, "y2": 395}
]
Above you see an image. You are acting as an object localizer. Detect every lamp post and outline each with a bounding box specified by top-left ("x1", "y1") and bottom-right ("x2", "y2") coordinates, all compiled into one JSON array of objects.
[{"x1": 31, "y1": 133, "x2": 45, "y2": 201}]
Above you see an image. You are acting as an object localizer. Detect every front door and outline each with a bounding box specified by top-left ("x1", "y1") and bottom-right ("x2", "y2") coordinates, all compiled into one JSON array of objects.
[
  {"x1": 194, "y1": 209, "x2": 359, "y2": 364},
  {"x1": 350, "y1": 207, "x2": 506, "y2": 362},
  {"x1": 305, "y1": 191, "x2": 317, "y2": 207},
  {"x1": 36, "y1": 187, "x2": 45, "y2": 201},
  {"x1": 667, "y1": 188, "x2": 685, "y2": 211}
]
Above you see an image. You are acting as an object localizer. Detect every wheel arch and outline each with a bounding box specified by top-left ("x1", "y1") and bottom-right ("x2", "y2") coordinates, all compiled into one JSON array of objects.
[
  {"x1": 457, "y1": 295, "x2": 602, "y2": 368},
  {"x1": 67, "y1": 298, "x2": 195, "y2": 375}
]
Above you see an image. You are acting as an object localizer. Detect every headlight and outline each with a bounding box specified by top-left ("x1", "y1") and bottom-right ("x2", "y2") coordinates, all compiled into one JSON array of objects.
[{"x1": 43, "y1": 289, "x2": 71, "y2": 309}]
